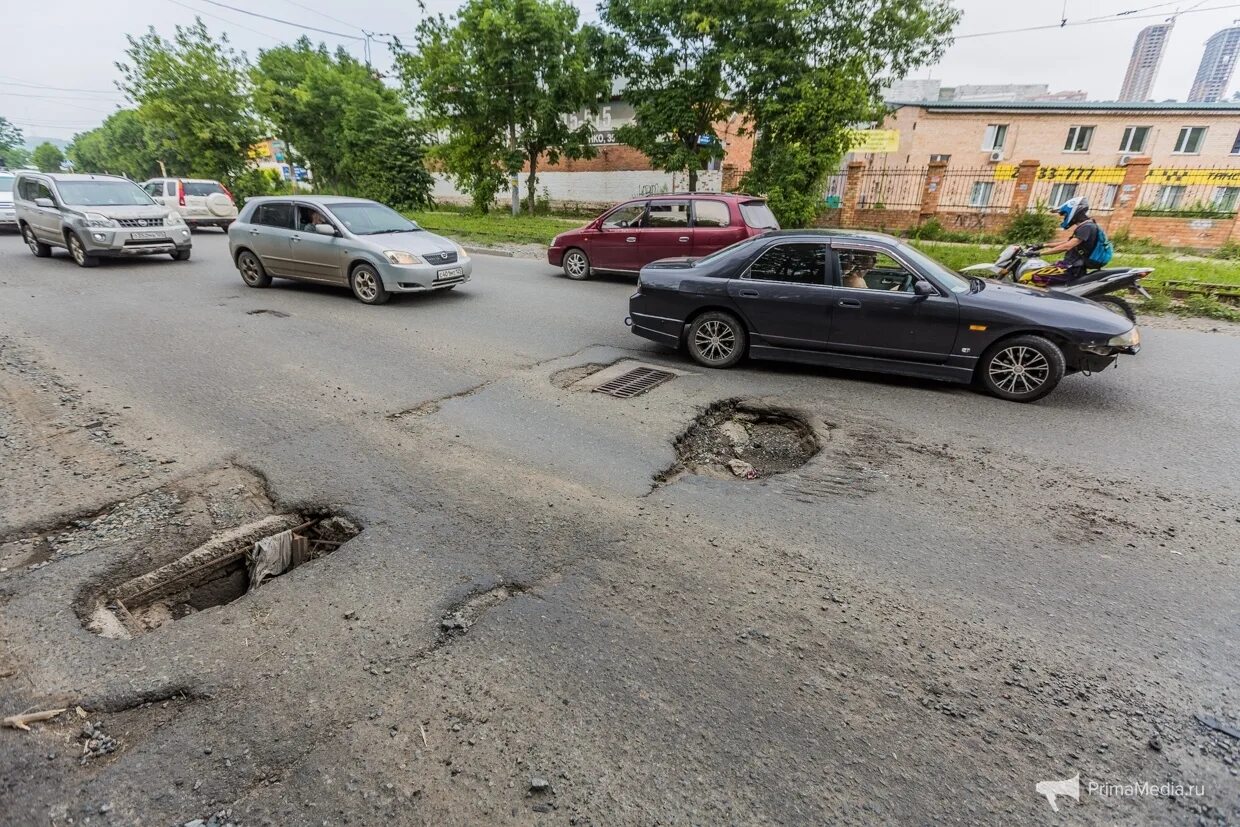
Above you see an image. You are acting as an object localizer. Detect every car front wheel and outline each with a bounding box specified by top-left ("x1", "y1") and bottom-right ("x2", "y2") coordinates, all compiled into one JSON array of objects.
[
  {"x1": 978, "y1": 334, "x2": 1065, "y2": 403},
  {"x1": 350, "y1": 264, "x2": 390, "y2": 305},
  {"x1": 562, "y1": 248, "x2": 591, "y2": 280},
  {"x1": 66, "y1": 232, "x2": 99, "y2": 268},
  {"x1": 686, "y1": 311, "x2": 747, "y2": 369}
]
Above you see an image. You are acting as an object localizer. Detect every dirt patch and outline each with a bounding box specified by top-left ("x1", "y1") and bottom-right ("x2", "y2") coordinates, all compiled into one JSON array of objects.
[
  {"x1": 550, "y1": 362, "x2": 608, "y2": 389},
  {"x1": 82, "y1": 512, "x2": 361, "y2": 638},
  {"x1": 658, "y1": 399, "x2": 820, "y2": 484},
  {"x1": 246, "y1": 309, "x2": 289, "y2": 318}
]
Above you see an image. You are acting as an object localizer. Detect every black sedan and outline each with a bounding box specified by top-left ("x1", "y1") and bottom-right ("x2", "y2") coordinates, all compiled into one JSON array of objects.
[{"x1": 627, "y1": 230, "x2": 1140, "y2": 402}]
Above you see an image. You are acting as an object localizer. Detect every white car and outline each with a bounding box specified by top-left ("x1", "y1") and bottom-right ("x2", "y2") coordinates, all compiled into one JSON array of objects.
[
  {"x1": 141, "y1": 177, "x2": 238, "y2": 231},
  {"x1": 0, "y1": 171, "x2": 16, "y2": 230}
]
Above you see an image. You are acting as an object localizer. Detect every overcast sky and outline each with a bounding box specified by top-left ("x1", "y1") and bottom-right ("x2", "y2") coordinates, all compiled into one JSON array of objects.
[{"x1": 6, "y1": 0, "x2": 1240, "y2": 142}]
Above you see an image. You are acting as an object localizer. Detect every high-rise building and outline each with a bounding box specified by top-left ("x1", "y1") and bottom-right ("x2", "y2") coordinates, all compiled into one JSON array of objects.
[
  {"x1": 1119, "y1": 22, "x2": 1174, "y2": 101},
  {"x1": 1189, "y1": 26, "x2": 1240, "y2": 102}
]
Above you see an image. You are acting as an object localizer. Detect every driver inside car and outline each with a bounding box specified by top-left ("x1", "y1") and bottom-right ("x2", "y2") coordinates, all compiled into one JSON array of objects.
[{"x1": 840, "y1": 252, "x2": 876, "y2": 289}]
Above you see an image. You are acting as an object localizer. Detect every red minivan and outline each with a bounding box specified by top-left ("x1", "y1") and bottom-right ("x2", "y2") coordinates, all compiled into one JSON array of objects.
[{"x1": 548, "y1": 193, "x2": 780, "y2": 280}]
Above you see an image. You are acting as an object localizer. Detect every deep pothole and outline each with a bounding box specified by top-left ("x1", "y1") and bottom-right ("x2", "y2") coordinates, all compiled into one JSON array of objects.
[
  {"x1": 658, "y1": 399, "x2": 820, "y2": 484},
  {"x1": 83, "y1": 512, "x2": 360, "y2": 638}
]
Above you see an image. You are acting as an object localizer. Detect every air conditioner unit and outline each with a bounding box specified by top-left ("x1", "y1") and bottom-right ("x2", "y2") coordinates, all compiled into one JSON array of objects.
[
  {"x1": 988, "y1": 150, "x2": 1004, "y2": 163},
  {"x1": 1119, "y1": 154, "x2": 1134, "y2": 166}
]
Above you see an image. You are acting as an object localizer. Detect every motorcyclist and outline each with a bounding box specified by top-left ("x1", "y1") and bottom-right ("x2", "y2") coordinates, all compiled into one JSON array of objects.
[{"x1": 1021, "y1": 196, "x2": 1100, "y2": 287}]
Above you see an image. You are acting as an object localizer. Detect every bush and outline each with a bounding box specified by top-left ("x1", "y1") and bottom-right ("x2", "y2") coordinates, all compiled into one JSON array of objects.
[
  {"x1": 229, "y1": 168, "x2": 286, "y2": 205},
  {"x1": 1214, "y1": 242, "x2": 1240, "y2": 260},
  {"x1": 1184, "y1": 293, "x2": 1240, "y2": 322},
  {"x1": 1137, "y1": 289, "x2": 1173, "y2": 314},
  {"x1": 1004, "y1": 211, "x2": 1056, "y2": 245}
]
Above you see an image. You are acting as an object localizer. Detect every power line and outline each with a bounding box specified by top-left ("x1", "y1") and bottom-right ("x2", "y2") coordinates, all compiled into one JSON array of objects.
[
  {"x1": 955, "y1": 1, "x2": 1240, "y2": 39},
  {"x1": 164, "y1": 0, "x2": 285, "y2": 41},
  {"x1": 0, "y1": 93, "x2": 121, "y2": 114},
  {"x1": 191, "y1": 0, "x2": 365, "y2": 40},
  {"x1": 276, "y1": 0, "x2": 365, "y2": 33},
  {"x1": 0, "y1": 75, "x2": 121, "y2": 95}
]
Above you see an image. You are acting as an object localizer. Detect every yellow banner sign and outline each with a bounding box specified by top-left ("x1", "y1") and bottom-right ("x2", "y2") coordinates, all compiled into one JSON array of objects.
[
  {"x1": 849, "y1": 129, "x2": 900, "y2": 154},
  {"x1": 1146, "y1": 168, "x2": 1240, "y2": 185},
  {"x1": 994, "y1": 165, "x2": 1126, "y2": 183}
]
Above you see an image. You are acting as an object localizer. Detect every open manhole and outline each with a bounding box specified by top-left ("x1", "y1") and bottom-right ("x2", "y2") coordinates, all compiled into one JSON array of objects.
[
  {"x1": 659, "y1": 399, "x2": 820, "y2": 483},
  {"x1": 84, "y1": 513, "x2": 360, "y2": 638}
]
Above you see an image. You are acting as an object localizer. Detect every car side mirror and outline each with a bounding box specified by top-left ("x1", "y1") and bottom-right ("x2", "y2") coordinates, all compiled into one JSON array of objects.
[
  {"x1": 913, "y1": 280, "x2": 938, "y2": 298},
  {"x1": 314, "y1": 223, "x2": 337, "y2": 236},
  {"x1": 34, "y1": 197, "x2": 55, "y2": 208}
]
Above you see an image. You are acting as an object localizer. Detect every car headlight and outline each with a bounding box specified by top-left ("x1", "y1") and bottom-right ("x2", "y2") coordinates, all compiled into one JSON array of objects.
[
  {"x1": 551, "y1": 234, "x2": 563, "y2": 247},
  {"x1": 383, "y1": 250, "x2": 422, "y2": 265},
  {"x1": 453, "y1": 242, "x2": 468, "y2": 258},
  {"x1": 1107, "y1": 327, "x2": 1140, "y2": 348},
  {"x1": 165, "y1": 212, "x2": 185, "y2": 226},
  {"x1": 83, "y1": 213, "x2": 117, "y2": 228}
]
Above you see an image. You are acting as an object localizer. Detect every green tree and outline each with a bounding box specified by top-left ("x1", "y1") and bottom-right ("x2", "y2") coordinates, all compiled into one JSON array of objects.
[
  {"x1": 729, "y1": 0, "x2": 959, "y2": 224},
  {"x1": 31, "y1": 142, "x2": 66, "y2": 172},
  {"x1": 0, "y1": 117, "x2": 27, "y2": 168},
  {"x1": 252, "y1": 38, "x2": 432, "y2": 209},
  {"x1": 603, "y1": 0, "x2": 729, "y2": 192},
  {"x1": 118, "y1": 18, "x2": 260, "y2": 182},
  {"x1": 68, "y1": 109, "x2": 185, "y2": 180},
  {"x1": 397, "y1": 0, "x2": 611, "y2": 213}
]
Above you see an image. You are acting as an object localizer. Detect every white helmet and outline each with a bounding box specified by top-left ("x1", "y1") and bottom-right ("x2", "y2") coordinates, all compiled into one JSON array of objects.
[{"x1": 1055, "y1": 196, "x2": 1089, "y2": 229}]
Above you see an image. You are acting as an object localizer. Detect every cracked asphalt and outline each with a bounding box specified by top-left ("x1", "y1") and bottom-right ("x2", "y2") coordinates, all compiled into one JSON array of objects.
[{"x1": 1, "y1": 231, "x2": 1238, "y2": 825}]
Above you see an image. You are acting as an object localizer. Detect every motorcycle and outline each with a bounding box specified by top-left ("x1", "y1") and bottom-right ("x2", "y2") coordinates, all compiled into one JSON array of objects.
[{"x1": 961, "y1": 245, "x2": 1152, "y2": 323}]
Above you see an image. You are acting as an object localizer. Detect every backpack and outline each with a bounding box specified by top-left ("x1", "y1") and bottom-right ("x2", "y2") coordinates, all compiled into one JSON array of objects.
[{"x1": 1088, "y1": 222, "x2": 1114, "y2": 267}]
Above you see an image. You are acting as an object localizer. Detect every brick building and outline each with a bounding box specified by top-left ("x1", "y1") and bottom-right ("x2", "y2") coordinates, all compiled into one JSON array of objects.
[{"x1": 880, "y1": 100, "x2": 1240, "y2": 168}]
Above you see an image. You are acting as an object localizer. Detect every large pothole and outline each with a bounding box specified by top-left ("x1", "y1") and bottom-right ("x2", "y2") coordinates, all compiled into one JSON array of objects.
[
  {"x1": 659, "y1": 399, "x2": 820, "y2": 484},
  {"x1": 83, "y1": 512, "x2": 360, "y2": 638}
]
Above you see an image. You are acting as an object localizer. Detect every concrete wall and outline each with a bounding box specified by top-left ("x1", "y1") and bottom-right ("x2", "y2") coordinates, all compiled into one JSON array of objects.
[{"x1": 432, "y1": 170, "x2": 724, "y2": 211}]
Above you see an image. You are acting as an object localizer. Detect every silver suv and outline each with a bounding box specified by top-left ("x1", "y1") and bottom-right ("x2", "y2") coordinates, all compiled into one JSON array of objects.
[{"x1": 14, "y1": 172, "x2": 192, "y2": 267}]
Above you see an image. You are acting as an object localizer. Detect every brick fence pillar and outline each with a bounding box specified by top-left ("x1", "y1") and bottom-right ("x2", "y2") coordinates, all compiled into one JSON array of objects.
[
  {"x1": 919, "y1": 160, "x2": 948, "y2": 222},
  {"x1": 1008, "y1": 160, "x2": 1041, "y2": 215},
  {"x1": 1110, "y1": 156, "x2": 1151, "y2": 236},
  {"x1": 841, "y1": 161, "x2": 866, "y2": 228}
]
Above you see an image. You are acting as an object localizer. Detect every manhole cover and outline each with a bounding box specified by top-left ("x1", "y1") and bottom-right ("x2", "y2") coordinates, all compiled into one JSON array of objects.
[{"x1": 593, "y1": 366, "x2": 676, "y2": 399}]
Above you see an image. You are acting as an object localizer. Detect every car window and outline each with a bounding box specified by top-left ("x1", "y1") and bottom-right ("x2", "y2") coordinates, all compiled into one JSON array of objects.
[
  {"x1": 897, "y1": 242, "x2": 971, "y2": 294},
  {"x1": 740, "y1": 201, "x2": 779, "y2": 229},
  {"x1": 0, "y1": 174, "x2": 14, "y2": 192},
  {"x1": 693, "y1": 200, "x2": 730, "y2": 227},
  {"x1": 57, "y1": 180, "x2": 154, "y2": 207},
  {"x1": 692, "y1": 235, "x2": 765, "y2": 266},
  {"x1": 184, "y1": 181, "x2": 225, "y2": 197},
  {"x1": 647, "y1": 200, "x2": 690, "y2": 228},
  {"x1": 18, "y1": 178, "x2": 51, "y2": 201},
  {"x1": 325, "y1": 202, "x2": 419, "y2": 235},
  {"x1": 746, "y1": 243, "x2": 827, "y2": 285},
  {"x1": 601, "y1": 203, "x2": 645, "y2": 229},
  {"x1": 143, "y1": 182, "x2": 162, "y2": 196},
  {"x1": 165, "y1": 182, "x2": 176, "y2": 196},
  {"x1": 254, "y1": 202, "x2": 294, "y2": 229},
  {"x1": 835, "y1": 248, "x2": 917, "y2": 293},
  {"x1": 297, "y1": 204, "x2": 332, "y2": 232}
]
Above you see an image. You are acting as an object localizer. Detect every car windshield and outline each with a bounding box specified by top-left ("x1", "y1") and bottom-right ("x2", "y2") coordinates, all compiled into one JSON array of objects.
[
  {"x1": 184, "y1": 181, "x2": 225, "y2": 196},
  {"x1": 739, "y1": 201, "x2": 780, "y2": 230},
  {"x1": 0, "y1": 174, "x2": 14, "y2": 192},
  {"x1": 693, "y1": 235, "x2": 766, "y2": 266},
  {"x1": 897, "y1": 242, "x2": 972, "y2": 294},
  {"x1": 326, "y1": 202, "x2": 420, "y2": 235},
  {"x1": 56, "y1": 180, "x2": 154, "y2": 207}
]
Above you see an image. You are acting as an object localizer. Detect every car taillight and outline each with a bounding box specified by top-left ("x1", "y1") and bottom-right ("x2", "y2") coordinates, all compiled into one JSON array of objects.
[
  {"x1": 220, "y1": 184, "x2": 234, "y2": 203},
  {"x1": 177, "y1": 180, "x2": 185, "y2": 207}
]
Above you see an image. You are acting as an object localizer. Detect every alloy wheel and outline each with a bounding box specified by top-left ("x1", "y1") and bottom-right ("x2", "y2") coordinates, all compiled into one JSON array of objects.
[
  {"x1": 354, "y1": 269, "x2": 378, "y2": 301},
  {"x1": 694, "y1": 319, "x2": 736, "y2": 363},
  {"x1": 987, "y1": 345, "x2": 1050, "y2": 395},
  {"x1": 24, "y1": 228, "x2": 39, "y2": 255},
  {"x1": 564, "y1": 251, "x2": 588, "y2": 279},
  {"x1": 240, "y1": 255, "x2": 261, "y2": 284},
  {"x1": 69, "y1": 235, "x2": 85, "y2": 265}
]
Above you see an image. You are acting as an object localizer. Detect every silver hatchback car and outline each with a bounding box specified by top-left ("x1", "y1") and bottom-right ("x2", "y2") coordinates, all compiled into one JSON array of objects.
[{"x1": 228, "y1": 196, "x2": 471, "y2": 305}]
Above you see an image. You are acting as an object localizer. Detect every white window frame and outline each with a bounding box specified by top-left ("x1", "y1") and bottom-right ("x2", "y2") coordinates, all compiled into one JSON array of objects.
[
  {"x1": 981, "y1": 124, "x2": 1008, "y2": 152},
  {"x1": 1064, "y1": 125, "x2": 1095, "y2": 153},
  {"x1": 1173, "y1": 126, "x2": 1207, "y2": 155},
  {"x1": 1048, "y1": 182, "x2": 1078, "y2": 207},
  {"x1": 969, "y1": 181, "x2": 995, "y2": 208},
  {"x1": 1100, "y1": 184, "x2": 1119, "y2": 211},
  {"x1": 1156, "y1": 185, "x2": 1185, "y2": 210},
  {"x1": 1119, "y1": 126, "x2": 1150, "y2": 154},
  {"x1": 1213, "y1": 187, "x2": 1240, "y2": 212}
]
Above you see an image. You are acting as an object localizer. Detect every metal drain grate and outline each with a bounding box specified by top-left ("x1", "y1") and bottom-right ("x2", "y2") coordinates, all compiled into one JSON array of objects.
[{"x1": 593, "y1": 366, "x2": 676, "y2": 398}]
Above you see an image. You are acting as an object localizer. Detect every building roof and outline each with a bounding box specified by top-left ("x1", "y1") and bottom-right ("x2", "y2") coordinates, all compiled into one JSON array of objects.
[{"x1": 890, "y1": 99, "x2": 1240, "y2": 114}]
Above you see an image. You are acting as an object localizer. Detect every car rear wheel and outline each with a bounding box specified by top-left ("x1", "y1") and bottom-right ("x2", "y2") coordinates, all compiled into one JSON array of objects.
[
  {"x1": 237, "y1": 251, "x2": 271, "y2": 288},
  {"x1": 686, "y1": 311, "x2": 747, "y2": 369},
  {"x1": 350, "y1": 263, "x2": 390, "y2": 305},
  {"x1": 563, "y1": 249, "x2": 591, "y2": 280},
  {"x1": 66, "y1": 232, "x2": 99, "y2": 268},
  {"x1": 978, "y1": 335, "x2": 1065, "y2": 403},
  {"x1": 22, "y1": 225, "x2": 50, "y2": 258},
  {"x1": 1093, "y1": 294, "x2": 1137, "y2": 323}
]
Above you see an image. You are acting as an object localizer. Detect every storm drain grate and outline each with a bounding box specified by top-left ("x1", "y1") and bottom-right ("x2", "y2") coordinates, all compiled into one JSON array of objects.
[{"x1": 593, "y1": 366, "x2": 676, "y2": 399}]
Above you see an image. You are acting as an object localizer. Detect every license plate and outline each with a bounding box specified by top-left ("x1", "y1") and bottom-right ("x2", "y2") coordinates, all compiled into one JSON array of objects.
[
  {"x1": 131, "y1": 232, "x2": 166, "y2": 240},
  {"x1": 436, "y1": 267, "x2": 464, "y2": 280}
]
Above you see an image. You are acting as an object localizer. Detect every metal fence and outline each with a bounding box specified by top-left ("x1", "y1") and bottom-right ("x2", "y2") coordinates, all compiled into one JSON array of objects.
[
  {"x1": 1027, "y1": 176, "x2": 1123, "y2": 215},
  {"x1": 855, "y1": 166, "x2": 927, "y2": 210},
  {"x1": 821, "y1": 172, "x2": 848, "y2": 209},
  {"x1": 1134, "y1": 166, "x2": 1240, "y2": 218},
  {"x1": 935, "y1": 168, "x2": 1017, "y2": 212}
]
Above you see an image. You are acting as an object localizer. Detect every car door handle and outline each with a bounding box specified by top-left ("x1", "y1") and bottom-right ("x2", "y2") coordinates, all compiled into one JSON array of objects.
[
  {"x1": 838, "y1": 299, "x2": 862, "y2": 308},
  {"x1": 738, "y1": 289, "x2": 759, "y2": 298},
  {"x1": 626, "y1": 236, "x2": 637, "y2": 243},
  {"x1": 679, "y1": 236, "x2": 689, "y2": 242}
]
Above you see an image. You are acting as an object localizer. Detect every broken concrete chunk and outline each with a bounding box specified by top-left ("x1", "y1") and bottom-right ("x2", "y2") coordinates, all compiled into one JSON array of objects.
[{"x1": 727, "y1": 459, "x2": 757, "y2": 479}]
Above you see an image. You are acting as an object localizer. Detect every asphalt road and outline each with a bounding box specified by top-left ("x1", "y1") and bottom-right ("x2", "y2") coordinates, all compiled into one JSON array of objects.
[{"x1": 0, "y1": 230, "x2": 1237, "y2": 825}]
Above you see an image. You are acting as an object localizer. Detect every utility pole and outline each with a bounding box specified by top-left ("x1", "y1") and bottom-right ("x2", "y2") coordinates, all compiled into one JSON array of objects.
[{"x1": 509, "y1": 123, "x2": 520, "y2": 217}]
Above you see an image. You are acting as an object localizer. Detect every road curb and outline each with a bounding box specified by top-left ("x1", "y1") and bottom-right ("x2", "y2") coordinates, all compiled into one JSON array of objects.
[{"x1": 464, "y1": 246, "x2": 516, "y2": 258}]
